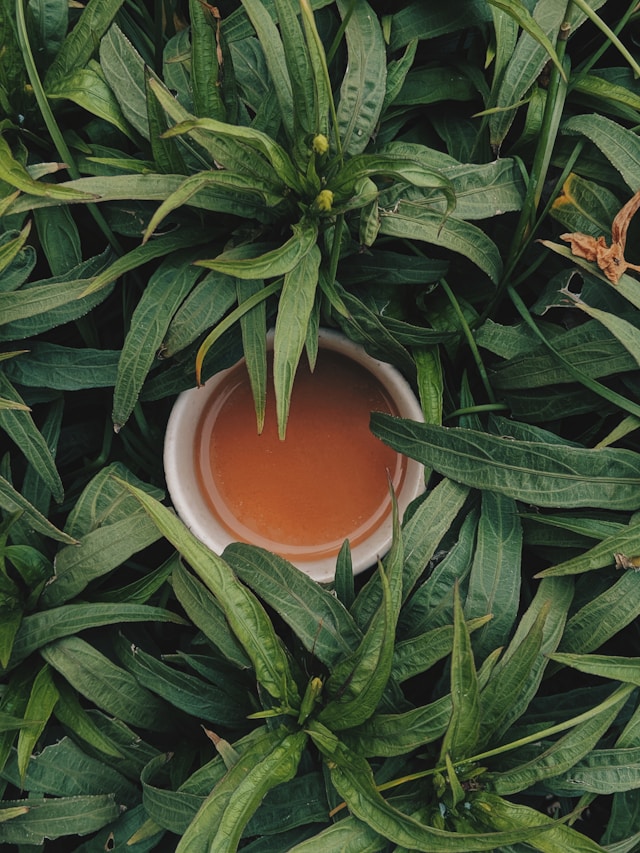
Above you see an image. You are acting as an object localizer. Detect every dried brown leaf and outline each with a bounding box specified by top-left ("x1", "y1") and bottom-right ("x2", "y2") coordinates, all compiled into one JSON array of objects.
[{"x1": 561, "y1": 188, "x2": 640, "y2": 283}]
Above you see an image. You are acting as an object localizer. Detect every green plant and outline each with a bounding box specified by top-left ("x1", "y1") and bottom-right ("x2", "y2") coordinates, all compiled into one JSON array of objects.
[{"x1": 1, "y1": 0, "x2": 640, "y2": 849}]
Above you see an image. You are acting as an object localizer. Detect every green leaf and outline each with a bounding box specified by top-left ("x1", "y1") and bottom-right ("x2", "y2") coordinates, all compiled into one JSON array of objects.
[
  {"x1": 7, "y1": 602, "x2": 185, "y2": 670},
  {"x1": 464, "y1": 490, "x2": 522, "y2": 659},
  {"x1": 0, "y1": 373, "x2": 63, "y2": 502},
  {"x1": 343, "y1": 695, "x2": 452, "y2": 758},
  {"x1": 142, "y1": 170, "x2": 279, "y2": 242},
  {"x1": 223, "y1": 543, "x2": 362, "y2": 667},
  {"x1": 479, "y1": 577, "x2": 572, "y2": 741},
  {"x1": 33, "y1": 205, "x2": 82, "y2": 277},
  {"x1": 562, "y1": 113, "x2": 640, "y2": 192},
  {"x1": 237, "y1": 277, "x2": 267, "y2": 432},
  {"x1": 0, "y1": 223, "x2": 32, "y2": 279},
  {"x1": 0, "y1": 251, "x2": 115, "y2": 338},
  {"x1": 564, "y1": 292, "x2": 640, "y2": 369},
  {"x1": 550, "y1": 652, "x2": 640, "y2": 687},
  {"x1": 46, "y1": 62, "x2": 135, "y2": 140},
  {"x1": 556, "y1": 569, "x2": 640, "y2": 657},
  {"x1": 378, "y1": 205, "x2": 502, "y2": 284},
  {"x1": 550, "y1": 171, "x2": 620, "y2": 237},
  {"x1": 112, "y1": 251, "x2": 202, "y2": 430},
  {"x1": 331, "y1": 284, "x2": 416, "y2": 376},
  {"x1": 440, "y1": 583, "x2": 480, "y2": 763},
  {"x1": 196, "y1": 221, "x2": 318, "y2": 280},
  {"x1": 4, "y1": 343, "x2": 119, "y2": 390},
  {"x1": 486, "y1": 0, "x2": 567, "y2": 83},
  {"x1": 335, "y1": 0, "x2": 386, "y2": 155},
  {"x1": 140, "y1": 752, "x2": 207, "y2": 834},
  {"x1": 171, "y1": 559, "x2": 251, "y2": 670},
  {"x1": 472, "y1": 791, "x2": 607, "y2": 853},
  {"x1": 395, "y1": 66, "x2": 477, "y2": 108},
  {"x1": 163, "y1": 270, "x2": 237, "y2": 357},
  {"x1": 0, "y1": 477, "x2": 74, "y2": 544},
  {"x1": 15, "y1": 663, "x2": 59, "y2": 784},
  {"x1": 489, "y1": 684, "x2": 633, "y2": 795},
  {"x1": 370, "y1": 416, "x2": 640, "y2": 510},
  {"x1": 52, "y1": 681, "x2": 125, "y2": 759},
  {"x1": 392, "y1": 618, "x2": 490, "y2": 685},
  {"x1": 0, "y1": 795, "x2": 119, "y2": 845},
  {"x1": 273, "y1": 242, "x2": 321, "y2": 438},
  {"x1": 286, "y1": 813, "x2": 386, "y2": 852},
  {"x1": 317, "y1": 562, "x2": 395, "y2": 731},
  {"x1": 333, "y1": 154, "x2": 456, "y2": 214},
  {"x1": 176, "y1": 727, "x2": 307, "y2": 853},
  {"x1": 535, "y1": 516, "x2": 640, "y2": 577},
  {"x1": 117, "y1": 480, "x2": 300, "y2": 708},
  {"x1": 0, "y1": 711, "x2": 39, "y2": 734},
  {"x1": 0, "y1": 136, "x2": 94, "y2": 201},
  {"x1": 43, "y1": 0, "x2": 124, "y2": 87},
  {"x1": 298, "y1": 0, "x2": 332, "y2": 139},
  {"x1": 310, "y1": 722, "x2": 557, "y2": 851},
  {"x1": 164, "y1": 116, "x2": 304, "y2": 193},
  {"x1": 41, "y1": 515, "x2": 162, "y2": 608},
  {"x1": 98, "y1": 22, "x2": 152, "y2": 138},
  {"x1": 272, "y1": 0, "x2": 316, "y2": 141},
  {"x1": 387, "y1": 1, "x2": 493, "y2": 50},
  {"x1": 189, "y1": 0, "x2": 225, "y2": 120},
  {"x1": 352, "y1": 478, "x2": 470, "y2": 630},
  {"x1": 41, "y1": 636, "x2": 175, "y2": 732},
  {"x1": 549, "y1": 745, "x2": 640, "y2": 795},
  {"x1": 488, "y1": 0, "x2": 569, "y2": 150},
  {"x1": 478, "y1": 603, "x2": 546, "y2": 746},
  {"x1": 333, "y1": 539, "x2": 354, "y2": 609},
  {"x1": 6, "y1": 735, "x2": 137, "y2": 803},
  {"x1": 490, "y1": 319, "x2": 638, "y2": 391},
  {"x1": 113, "y1": 634, "x2": 249, "y2": 727},
  {"x1": 241, "y1": 0, "x2": 294, "y2": 139}
]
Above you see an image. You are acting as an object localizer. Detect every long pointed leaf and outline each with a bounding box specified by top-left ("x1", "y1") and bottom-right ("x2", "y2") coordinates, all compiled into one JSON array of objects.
[
  {"x1": 309, "y1": 723, "x2": 561, "y2": 851},
  {"x1": 196, "y1": 221, "x2": 318, "y2": 280},
  {"x1": 176, "y1": 727, "x2": 307, "y2": 853},
  {"x1": 371, "y1": 416, "x2": 640, "y2": 510},
  {"x1": 116, "y1": 480, "x2": 300, "y2": 707},
  {"x1": 273, "y1": 242, "x2": 321, "y2": 438},
  {"x1": 335, "y1": 0, "x2": 386, "y2": 155},
  {"x1": 112, "y1": 251, "x2": 202, "y2": 430},
  {"x1": 440, "y1": 583, "x2": 480, "y2": 763},
  {"x1": 0, "y1": 374, "x2": 63, "y2": 502}
]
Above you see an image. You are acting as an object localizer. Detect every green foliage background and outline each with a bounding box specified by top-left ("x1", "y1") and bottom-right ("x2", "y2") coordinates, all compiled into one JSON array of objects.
[{"x1": 1, "y1": 0, "x2": 640, "y2": 849}]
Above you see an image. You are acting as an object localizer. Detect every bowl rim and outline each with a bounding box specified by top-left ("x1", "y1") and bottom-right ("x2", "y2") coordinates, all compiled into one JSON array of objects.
[{"x1": 163, "y1": 328, "x2": 425, "y2": 583}]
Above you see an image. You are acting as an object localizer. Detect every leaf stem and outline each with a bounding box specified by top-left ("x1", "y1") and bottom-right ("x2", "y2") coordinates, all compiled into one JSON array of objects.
[
  {"x1": 445, "y1": 403, "x2": 509, "y2": 420},
  {"x1": 570, "y1": 0, "x2": 640, "y2": 78},
  {"x1": 14, "y1": 0, "x2": 123, "y2": 255},
  {"x1": 377, "y1": 682, "x2": 634, "y2": 794},
  {"x1": 504, "y1": 45, "x2": 570, "y2": 275},
  {"x1": 508, "y1": 284, "x2": 640, "y2": 419},
  {"x1": 326, "y1": 0, "x2": 356, "y2": 65},
  {"x1": 327, "y1": 213, "x2": 345, "y2": 287},
  {"x1": 195, "y1": 279, "x2": 283, "y2": 383},
  {"x1": 438, "y1": 279, "x2": 496, "y2": 405}
]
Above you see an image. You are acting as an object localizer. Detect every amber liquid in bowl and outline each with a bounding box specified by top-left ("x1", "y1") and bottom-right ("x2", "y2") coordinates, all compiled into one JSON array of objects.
[{"x1": 194, "y1": 348, "x2": 406, "y2": 562}]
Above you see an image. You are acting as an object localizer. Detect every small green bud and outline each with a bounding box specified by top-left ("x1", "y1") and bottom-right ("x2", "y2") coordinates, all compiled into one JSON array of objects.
[
  {"x1": 312, "y1": 133, "x2": 329, "y2": 155},
  {"x1": 297, "y1": 676, "x2": 323, "y2": 723},
  {"x1": 316, "y1": 189, "x2": 334, "y2": 211}
]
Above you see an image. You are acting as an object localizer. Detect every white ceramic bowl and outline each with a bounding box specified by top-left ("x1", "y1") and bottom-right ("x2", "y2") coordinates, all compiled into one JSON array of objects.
[{"x1": 164, "y1": 329, "x2": 425, "y2": 583}]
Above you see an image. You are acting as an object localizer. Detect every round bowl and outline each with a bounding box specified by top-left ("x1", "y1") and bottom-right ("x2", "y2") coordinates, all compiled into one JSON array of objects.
[{"x1": 164, "y1": 328, "x2": 425, "y2": 583}]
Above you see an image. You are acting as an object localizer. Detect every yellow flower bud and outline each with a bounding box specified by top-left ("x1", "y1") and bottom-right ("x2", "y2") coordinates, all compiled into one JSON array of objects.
[
  {"x1": 312, "y1": 134, "x2": 329, "y2": 155},
  {"x1": 315, "y1": 189, "x2": 334, "y2": 211}
]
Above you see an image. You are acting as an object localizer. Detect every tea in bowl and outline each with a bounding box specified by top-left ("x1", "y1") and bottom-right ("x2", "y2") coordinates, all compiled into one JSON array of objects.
[{"x1": 164, "y1": 329, "x2": 424, "y2": 583}]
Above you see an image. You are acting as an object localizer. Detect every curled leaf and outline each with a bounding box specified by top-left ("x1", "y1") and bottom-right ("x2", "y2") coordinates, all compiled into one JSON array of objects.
[{"x1": 561, "y1": 188, "x2": 640, "y2": 283}]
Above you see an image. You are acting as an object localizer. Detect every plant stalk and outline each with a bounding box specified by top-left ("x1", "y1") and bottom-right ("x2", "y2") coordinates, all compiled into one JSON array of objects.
[{"x1": 14, "y1": 0, "x2": 123, "y2": 256}]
